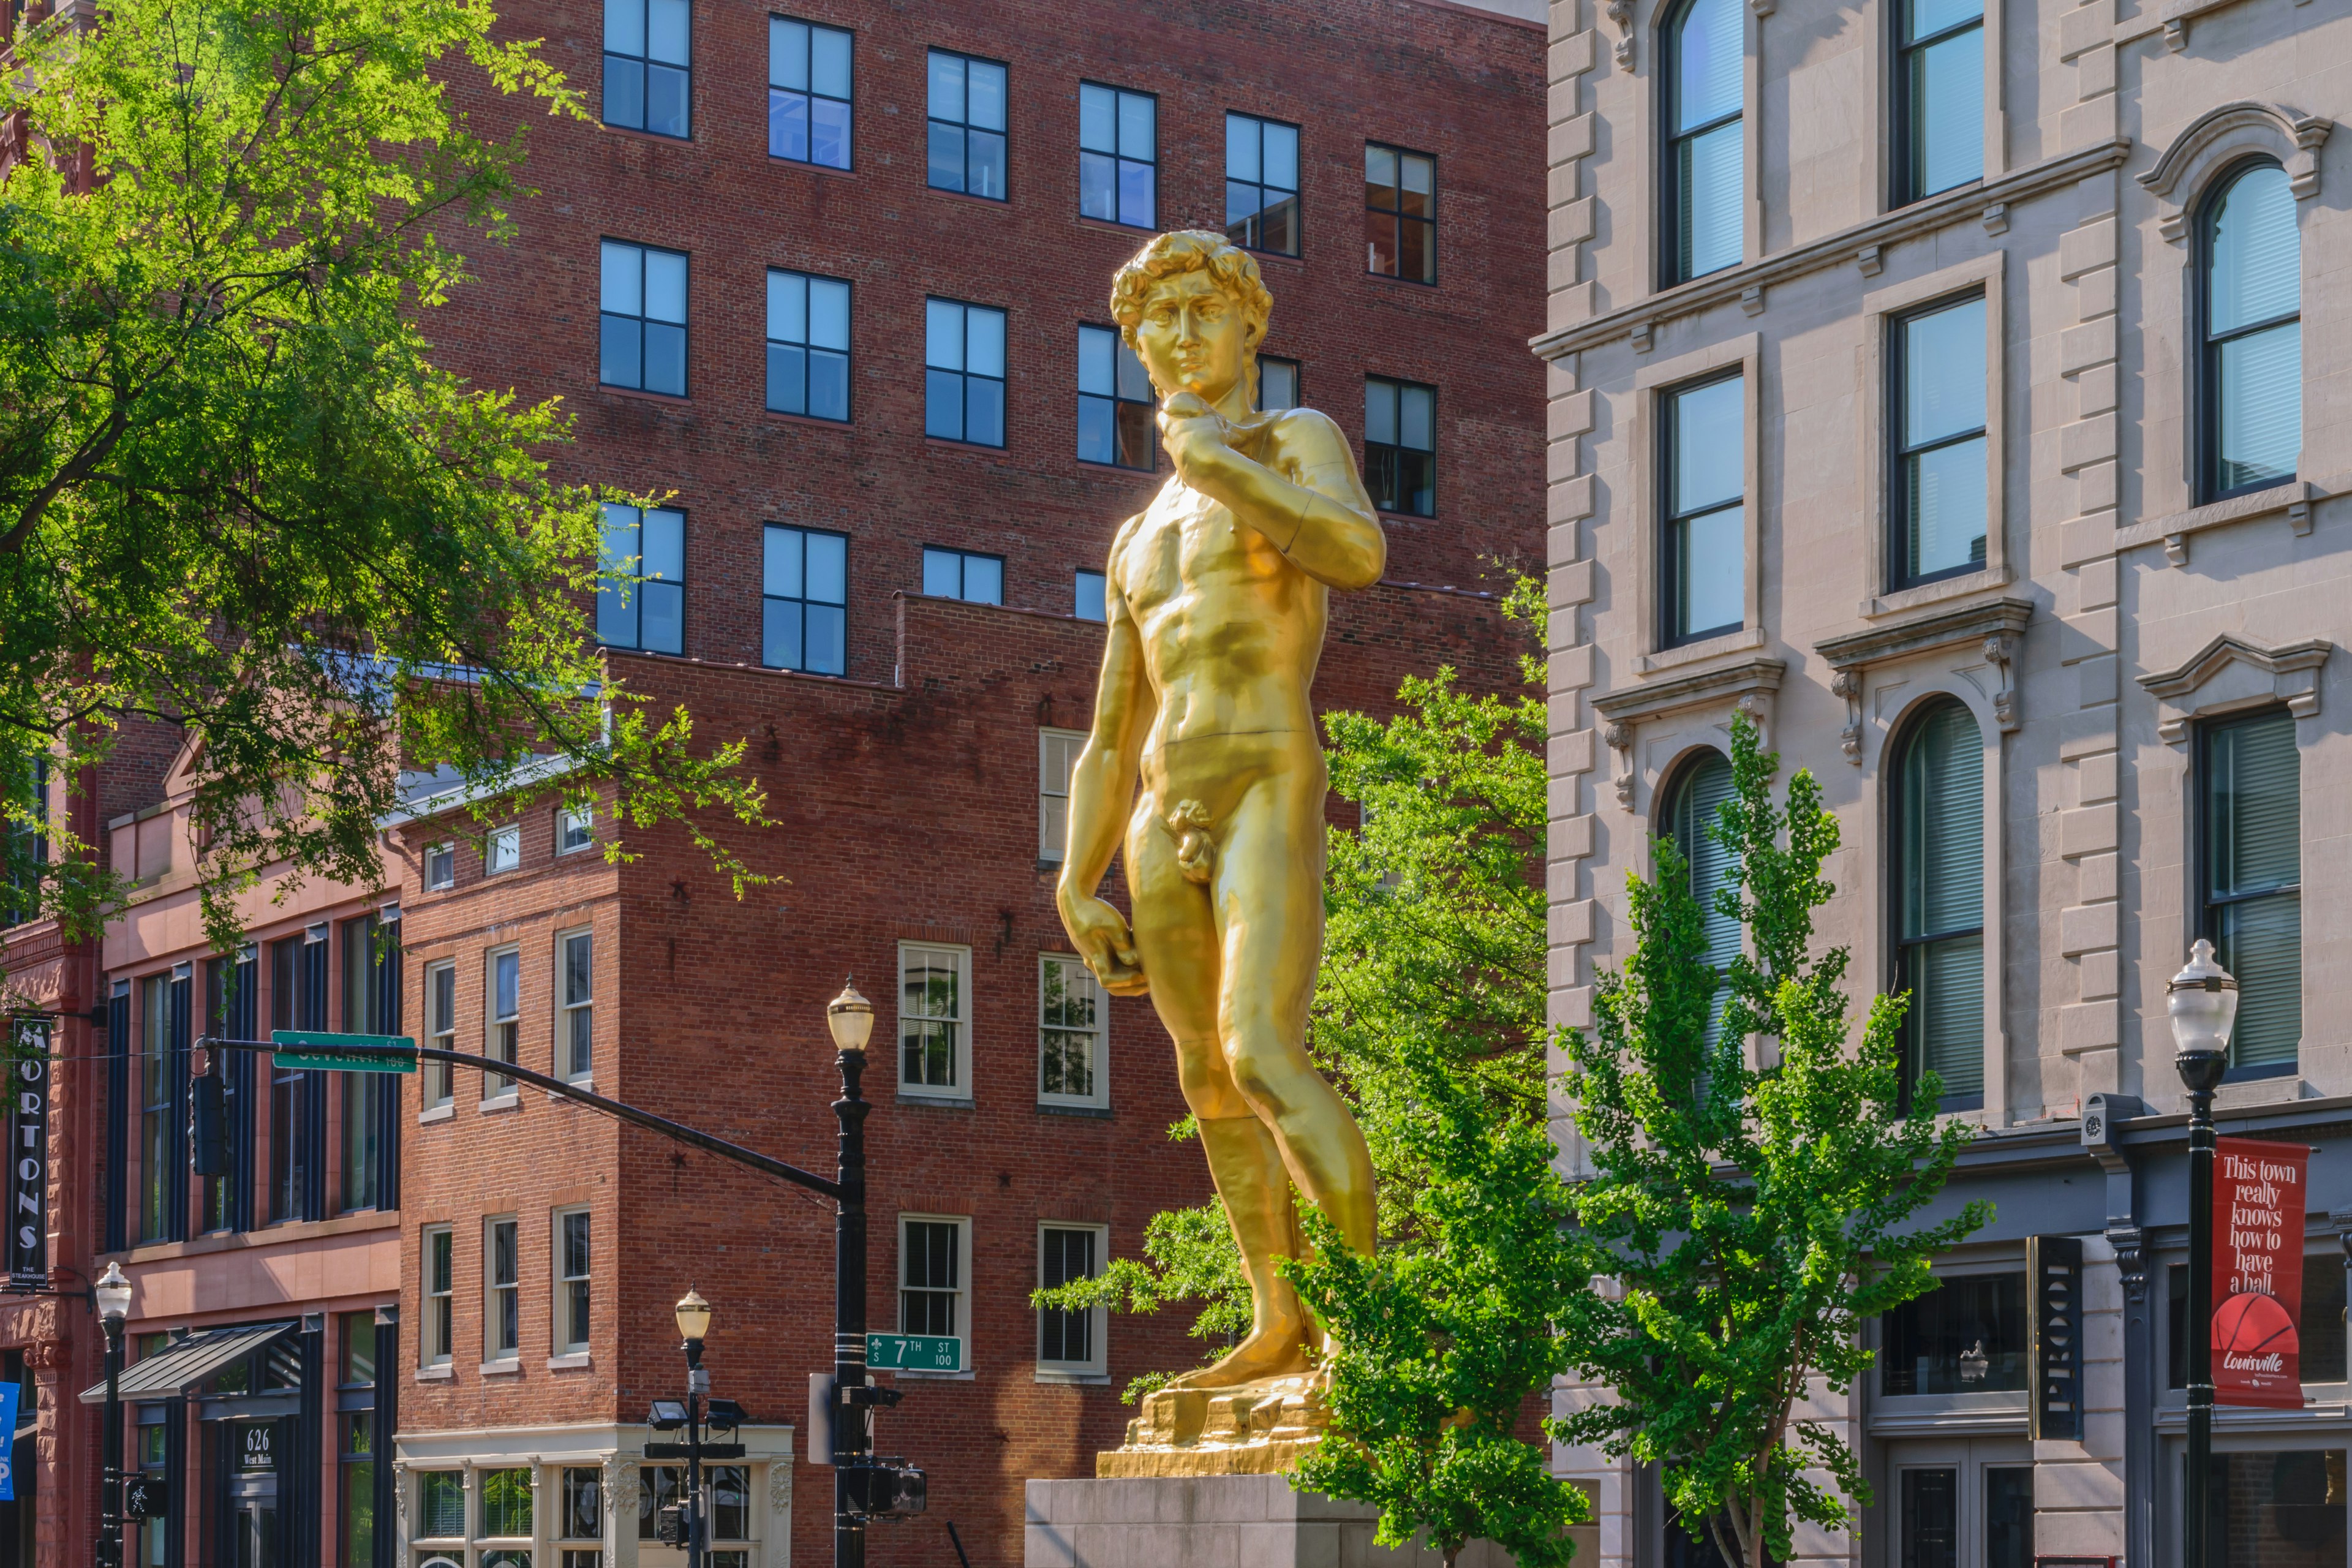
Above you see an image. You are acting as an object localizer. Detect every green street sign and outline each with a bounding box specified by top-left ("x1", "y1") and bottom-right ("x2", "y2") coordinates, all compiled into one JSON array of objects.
[
  {"x1": 866, "y1": 1333, "x2": 961, "y2": 1372},
  {"x1": 269, "y1": 1031, "x2": 418, "y2": 1073}
]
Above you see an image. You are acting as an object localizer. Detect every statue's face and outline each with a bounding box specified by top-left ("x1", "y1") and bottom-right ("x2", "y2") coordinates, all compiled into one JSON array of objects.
[{"x1": 1129, "y1": 270, "x2": 1253, "y2": 405}]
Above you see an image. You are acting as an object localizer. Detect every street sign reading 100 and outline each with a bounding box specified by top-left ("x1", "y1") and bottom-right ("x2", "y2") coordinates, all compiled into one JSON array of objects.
[{"x1": 866, "y1": 1333, "x2": 961, "y2": 1372}]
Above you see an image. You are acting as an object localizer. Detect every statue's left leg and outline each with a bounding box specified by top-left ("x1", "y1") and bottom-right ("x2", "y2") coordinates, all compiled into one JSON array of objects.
[{"x1": 1213, "y1": 770, "x2": 1375, "y2": 1257}]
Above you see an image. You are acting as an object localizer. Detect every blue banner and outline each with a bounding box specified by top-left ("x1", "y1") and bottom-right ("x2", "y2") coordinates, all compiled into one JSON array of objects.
[{"x1": 0, "y1": 1379, "x2": 20, "y2": 1499}]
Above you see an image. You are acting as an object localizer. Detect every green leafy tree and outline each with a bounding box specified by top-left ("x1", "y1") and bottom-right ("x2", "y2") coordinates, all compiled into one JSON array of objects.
[
  {"x1": 1553, "y1": 717, "x2": 1989, "y2": 1568},
  {"x1": 0, "y1": 0, "x2": 768, "y2": 965}
]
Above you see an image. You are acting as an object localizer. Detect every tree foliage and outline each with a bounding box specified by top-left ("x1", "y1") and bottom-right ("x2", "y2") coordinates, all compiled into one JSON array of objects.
[
  {"x1": 0, "y1": 0, "x2": 768, "y2": 966},
  {"x1": 1553, "y1": 717, "x2": 1989, "y2": 1568}
]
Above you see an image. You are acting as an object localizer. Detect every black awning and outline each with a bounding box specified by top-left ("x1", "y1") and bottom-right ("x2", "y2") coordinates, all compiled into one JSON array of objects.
[{"x1": 78, "y1": 1321, "x2": 298, "y2": 1404}]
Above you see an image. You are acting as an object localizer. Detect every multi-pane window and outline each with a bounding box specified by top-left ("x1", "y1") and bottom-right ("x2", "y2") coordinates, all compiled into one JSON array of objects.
[
  {"x1": 638, "y1": 1468, "x2": 684, "y2": 1541},
  {"x1": 1894, "y1": 699, "x2": 1985, "y2": 1113},
  {"x1": 1226, "y1": 113, "x2": 1301, "y2": 257},
  {"x1": 922, "y1": 546, "x2": 1004, "y2": 605},
  {"x1": 420, "y1": 1471, "x2": 465, "y2": 1539},
  {"x1": 2202, "y1": 162, "x2": 2301, "y2": 500},
  {"x1": 558, "y1": 807, "x2": 594, "y2": 854},
  {"x1": 1039, "y1": 1225, "x2": 1105, "y2": 1371},
  {"x1": 425, "y1": 842, "x2": 454, "y2": 890},
  {"x1": 1664, "y1": 0, "x2": 1743, "y2": 282},
  {"x1": 487, "y1": 824, "x2": 521, "y2": 875},
  {"x1": 2201, "y1": 708, "x2": 2301, "y2": 1076},
  {"x1": 481, "y1": 1467, "x2": 532, "y2": 1541},
  {"x1": 924, "y1": 300, "x2": 1007, "y2": 447},
  {"x1": 1364, "y1": 376, "x2": 1436, "y2": 517},
  {"x1": 560, "y1": 1468, "x2": 603, "y2": 1550},
  {"x1": 486, "y1": 948, "x2": 520, "y2": 1098},
  {"x1": 709, "y1": 1467, "x2": 752, "y2": 1565},
  {"x1": 424, "y1": 962, "x2": 455, "y2": 1111},
  {"x1": 899, "y1": 943, "x2": 968, "y2": 1094},
  {"x1": 1077, "y1": 325, "x2": 1153, "y2": 470},
  {"x1": 766, "y1": 270, "x2": 851, "y2": 421},
  {"x1": 1880, "y1": 1272, "x2": 2027, "y2": 1393},
  {"x1": 900, "y1": 1216, "x2": 967, "y2": 1337},
  {"x1": 423, "y1": 1226, "x2": 454, "y2": 1367},
  {"x1": 560, "y1": 931, "x2": 594, "y2": 1080},
  {"x1": 1894, "y1": 0, "x2": 1984, "y2": 203},
  {"x1": 597, "y1": 503, "x2": 687, "y2": 654},
  {"x1": 602, "y1": 0, "x2": 689, "y2": 138},
  {"x1": 1664, "y1": 751, "x2": 1740, "y2": 1047},
  {"x1": 486, "y1": 1217, "x2": 520, "y2": 1359},
  {"x1": 338, "y1": 1319, "x2": 376, "y2": 1567},
  {"x1": 557, "y1": 1208, "x2": 592, "y2": 1354},
  {"x1": 1660, "y1": 374, "x2": 1744, "y2": 646},
  {"x1": 1891, "y1": 295, "x2": 1988, "y2": 586},
  {"x1": 1364, "y1": 144, "x2": 1436, "y2": 283},
  {"x1": 1258, "y1": 356, "x2": 1300, "y2": 412},
  {"x1": 1039, "y1": 954, "x2": 1106, "y2": 1106},
  {"x1": 269, "y1": 931, "x2": 323, "y2": 1224},
  {"x1": 341, "y1": 914, "x2": 386, "y2": 1213},
  {"x1": 761, "y1": 524, "x2": 848, "y2": 676},
  {"x1": 139, "y1": 975, "x2": 171, "y2": 1242},
  {"x1": 1079, "y1": 83, "x2": 1156, "y2": 228},
  {"x1": 599, "y1": 241, "x2": 688, "y2": 397},
  {"x1": 769, "y1": 17, "x2": 851, "y2": 168},
  {"x1": 927, "y1": 50, "x2": 1008, "y2": 200},
  {"x1": 1038, "y1": 729, "x2": 1085, "y2": 863},
  {"x1": 1074, "y1": 570, "x2": 1106, "y2": 622}
]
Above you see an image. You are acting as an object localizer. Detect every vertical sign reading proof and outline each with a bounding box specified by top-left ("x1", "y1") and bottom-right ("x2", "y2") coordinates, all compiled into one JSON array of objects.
[
  {"x1": 2213, "y1": 1135, "x2": 2310, "y2": 1409},
  {"x1": 2027, "y1": 1234, "x2": 2083, "y2": 1439}
]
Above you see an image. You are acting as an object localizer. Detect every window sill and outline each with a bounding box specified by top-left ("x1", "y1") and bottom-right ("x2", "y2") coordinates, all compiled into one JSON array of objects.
[
  {"x1": 1867, "y1": 1390, "x2": 2029, "y2": 1436},
  {"x1": 548, "y1": 1081, "x2": 594, "y2": 1101},
  {"x1": 1859, "y1": 564, "x2": 2010, "y2": 619},
  {"x1": 924, "y1": 183, "x2": 1011, "y2": 207},
  {"x1": 921, "y1": 436, "x2": 1010, "y2": 455},
  {"x1": 2117, "y1": 476, "x2": 2317, "y2": 564},
  {"x1": 896, "y1": 1090, "x2": 974, "y2": 1109},
  {"x1": 1635, "y1": 624, "x2": 1766, "y2": 675},
  {"x1": 414, "y1": 1365, "x2": 454, "y2": 1382},
  {"x1": 480, "y1": 1092, "x2": 520, "y2": 1115},
  {"x1": 596, "y1": 383, "x2": 692, "y2": 407},
  {"x1": 1034, "y1": 1368, "x2": 1112, "y2": 1385},
  {"x1": 763, "y1": 408, "x2": 855, "y2": 432},
  {"x1": 766, "y1": 153, "x2": 859, "y2": 177},
  {"x1": 546, "y1": 1352, "x2": 592, "y2": 1371},
  {"x1": 417, "y1": 1104, "x2": 454, "y2": 1125},
  {"x1": 480, "y1": 1359, "x2": 522, "y2": 1377},
  {"x1": 596, "y1": 120, "x2": 694, "y2": 146},
  {"x1": 1037, "y1": 1101, "x2": 1114, "y2": 1119}
]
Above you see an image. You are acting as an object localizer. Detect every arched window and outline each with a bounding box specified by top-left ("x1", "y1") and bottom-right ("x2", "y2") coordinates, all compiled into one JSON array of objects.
[
  {"x1": 1891, "y1": 700, "x2": 1983, "y2": 1111},
  {"x1": 1664, "y1": 750, "x2": 1741, "y2": 1043},
  {"x1": 1664, "y1": 0, "x2": 1743, "y2": 284},
  {"x1": 2201, "y1": 161, "x2": 2301, "y2": 500}
]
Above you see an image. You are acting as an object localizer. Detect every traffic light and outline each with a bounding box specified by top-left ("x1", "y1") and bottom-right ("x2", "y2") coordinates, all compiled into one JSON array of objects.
[{"x1": 840, "y1": 1460, "x2": 927, "y2": 1518}]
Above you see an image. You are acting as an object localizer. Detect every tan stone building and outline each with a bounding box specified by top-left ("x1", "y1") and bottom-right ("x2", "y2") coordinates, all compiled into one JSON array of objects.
[{"x1": 1537, "y1": 0, "x2": 2351, "y2": 1562}]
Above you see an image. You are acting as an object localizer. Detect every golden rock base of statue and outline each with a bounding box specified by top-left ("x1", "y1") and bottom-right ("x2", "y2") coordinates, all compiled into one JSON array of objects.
[{"x1": 1095, "y1": 1373, "x2": 1330, "y2": 1478}]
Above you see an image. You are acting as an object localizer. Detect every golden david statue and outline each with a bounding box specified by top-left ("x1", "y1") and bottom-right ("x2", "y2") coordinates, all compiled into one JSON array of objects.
[{"x1": 1055, "y1": 230, "x2": 1382, "y2": 1476}]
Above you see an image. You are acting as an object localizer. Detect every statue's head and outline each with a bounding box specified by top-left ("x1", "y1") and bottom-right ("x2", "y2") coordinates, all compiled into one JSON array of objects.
[{"x1": 1110, "y1": 230, "x2": 1273, "y2": 406}]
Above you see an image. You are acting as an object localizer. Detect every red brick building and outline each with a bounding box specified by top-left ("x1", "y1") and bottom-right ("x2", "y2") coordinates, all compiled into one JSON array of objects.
[{"x1": 0, "y1": 1, "x2": 1544, "y2": 1564}]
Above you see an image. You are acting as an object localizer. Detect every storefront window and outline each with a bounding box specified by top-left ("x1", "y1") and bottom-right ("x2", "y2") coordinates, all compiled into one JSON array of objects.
[
  {"x1": 418, "y1": 1471, "x2": 465, "y2": 1540},
  {"x1": 2169, "y1": 1258, "x2": 2348, "y2": 1388},
  {"x1": 136, "y1": 1404, "x2": 168, "y2": 1567},
  {"x1": 1881, "y1": 1272, "x2": 2027, "y2": 1394},
  {"x1": 481, "y1": 1467, "x2": 532, "y2": 1539},
  {"x1": 2195, "y1": 1450, "x2": 2347, "y2": 1568}
]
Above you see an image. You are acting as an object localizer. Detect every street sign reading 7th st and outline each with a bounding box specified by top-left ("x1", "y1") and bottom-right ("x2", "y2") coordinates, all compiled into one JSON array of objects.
[{"x1": 866, "y1": 1333, "x2": 961, "y2": 1372}]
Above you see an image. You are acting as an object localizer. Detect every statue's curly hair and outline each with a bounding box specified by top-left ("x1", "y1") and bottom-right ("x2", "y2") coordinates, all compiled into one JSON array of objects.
[{"x1": 1109, "y1": 230, "x2": 1272, "y2": 354}]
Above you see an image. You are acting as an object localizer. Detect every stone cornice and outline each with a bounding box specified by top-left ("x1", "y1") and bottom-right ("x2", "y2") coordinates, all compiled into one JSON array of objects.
[
  {"x1": 1590, "y1": 655, "x2": 1785, "y2": 723},
  {"x1": 1529, "y1": 139, "x2": 2134, "y2": 362},
  {"x1": 1814, "y1": 597, "x2": 2035, "y2": 672}
]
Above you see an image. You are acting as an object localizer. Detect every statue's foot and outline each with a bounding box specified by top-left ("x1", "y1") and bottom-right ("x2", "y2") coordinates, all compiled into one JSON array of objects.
[{"x1": 1163, "y1": 1325, "x2": 1313, "y2": 1392}]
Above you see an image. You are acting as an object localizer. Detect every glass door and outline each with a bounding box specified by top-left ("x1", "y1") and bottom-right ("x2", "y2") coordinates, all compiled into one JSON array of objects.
[{"x1": 1885, "y1": 1441, "x2": 2034, "y2": 1568}]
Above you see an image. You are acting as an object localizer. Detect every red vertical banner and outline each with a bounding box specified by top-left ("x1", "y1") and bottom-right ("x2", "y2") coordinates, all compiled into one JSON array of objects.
[{"x1": 2212, "y1": 1136, "x2": 2311, "y2": 1409}]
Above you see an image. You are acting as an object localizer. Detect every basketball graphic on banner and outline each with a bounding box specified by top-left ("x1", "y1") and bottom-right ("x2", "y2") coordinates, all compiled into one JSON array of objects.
[{"x1": 2213, "y1": 1290, "x2": 2299, "y2": 1359}]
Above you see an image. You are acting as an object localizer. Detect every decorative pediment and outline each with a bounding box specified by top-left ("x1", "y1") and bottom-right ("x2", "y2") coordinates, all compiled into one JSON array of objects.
[
  {"x1": 1816, "y1": 598, "x2": 2032, "y2": 758},
  {"x1": 1593, "y1": 658, "x2": 1784, "y2": 807},
  {"x1": 2137, "y1": 634, "x2": 2331, "y2": 744},
  {"x1": 2139, "y1": 102, "x2": 2333, "y2": 241}
]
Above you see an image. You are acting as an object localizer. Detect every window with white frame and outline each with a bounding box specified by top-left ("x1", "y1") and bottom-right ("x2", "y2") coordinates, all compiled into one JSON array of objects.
[
  {"x1": 898, "y1": 943, "x2": 970, "y2": 1095},
  {"x1": 425, "y1": 842, "x2": 455, "y2": 889},
  {"x1": 559, "y1": 1466, "x2": 603, "y2": 1560},
  {"x1": 558, "y1": 805, "x2": 594, "y2": 854},
  {"x1": 1038, "y1": 954, "x2": 1106, "y2": 1107},
  {"x1": 417, "y1": 1469, "x2": 465, "y2": 1539},
  {"x1": 486, "y1": 824, "x2": 521, "y2": 875},
  {"x1": 556, "y1": 1207, "x2": 591, "y2": 1355},
  {"x1": 486, "y1": 948, "x2": 520, "y2": 1098},
  {"x1": 422, "y1": 1226, "x2": 454, "y2": 1367},
  {"x1": 1037, "y1": 729, "x2": 1085, "y2": 863},
  {"x1": 486, "y1": 1216, "x2": 520, "y2": 1360},
  {"x1": 899, "y1": 1215, "x2": 968, "y2": 1340},
  {"x1": 1039, "y1": 1223, "x2": 1106, "y2": 1373},
  {"x1": 479, "y1": 1466, "x2": 532, "y2": 1556},
  {"x1": 560, "y1": 930, "x2": 594, "y2": 1080},
  {"x1": 424, "y1": 961, "x2": 456, "y2": 1110},
  {"x1": 636, "y1": 1465, "x2": 754, "y2": 1559}
]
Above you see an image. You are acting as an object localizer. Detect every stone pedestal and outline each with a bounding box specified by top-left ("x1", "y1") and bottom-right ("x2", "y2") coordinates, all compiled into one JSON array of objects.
[{"x1": 1024, "y1": 1474, "x2": 1518, "y2": 1567}]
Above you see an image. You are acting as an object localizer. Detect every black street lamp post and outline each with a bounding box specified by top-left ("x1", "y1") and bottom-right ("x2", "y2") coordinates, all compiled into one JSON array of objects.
[
  {"x1": 826, "y1": 982, "x2": 876, "y2": 1568},
  {"x1": 94, "y1": 1260, "x2": 133, "y2": 1568},
  {"x1": 2169, "y1": 939, "x2": 2239, "y2": 1568},
  {"x1": 676, "y1": 1287, "x2": 714, "y2": 1568}
]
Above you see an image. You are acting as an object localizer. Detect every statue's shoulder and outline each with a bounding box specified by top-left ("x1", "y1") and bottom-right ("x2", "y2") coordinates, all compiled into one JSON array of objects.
[{"x1": 1257, "y1": 405, "x2": 1351, "y2": 461}]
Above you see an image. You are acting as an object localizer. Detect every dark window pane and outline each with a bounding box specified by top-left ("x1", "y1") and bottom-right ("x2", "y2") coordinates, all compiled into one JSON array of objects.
[
  {"x1": 643, "y1": 322, "x2": 685, "y2": 396},
  {"x1": 1880, "y1": 1271, "x2": 2026, "y2": 1393},
  {"x1": 1368, "y1": 210, "x2": 1398, "y2": 276},
  {"x1": 1080, "y1": 151, "x2": 1117, "y2": 221},
  {"x1": 925, "y1": 369, "x2": 963, "y2": 440},
  {"x1": 805, "y1": 605, "x2": 846, "y2": 676},
  {"x1": 1260, "y1": 193, "x2": 1299, "y2": 256},
  {"x1": 603, "y1": 57, "x2": 645, "y2": 129},
  {"x1": 600, "y1": 314, "x2": 639, "y2": 388},
  {"x1": 1077, "y1": 396, "x2": 1114, "y2": 464},
  {"x1": 2303, "y1": 1255, "x2": 2346, "y2": 1384},
  {"x1": 967, "y1": 129, "x2": 1007, "y2": 200},
  {"x1": 1901, "y1": 1469, "x2": 1959, "y2": 1568},
  {"x1": 1119, "y1": 162, "x2": 1154, "y2": 228},
  {"x1": 1115, "y1": 401, "x2": 1154, "y2": 470},
  {"x1": 809, "y1": 349, "x2": 849, "y2": 421},
  {"x1": 769, "y1": 90, "x2": 809, "y2": 159},
  {"x1": 763, "y1": 600, "x2": 801, "y2": 671},
  {"x1": 928, "y1": 123, "x2": 965, "y2": 191},
  {"x1": 966, "y1": 377, "x2": 1005, "y2": 448},
  {"x1": 1402, "y1": 217, "x2": 1435, "y2": 282},
  {"x1": 646, "y1": 62, "x2": 689, "y2": 138},
  {"x1": 641, "y1": 581, "x2": 683, "y2": 655},
  {"x1": 767, "y1": 343, "x2": 806, "y2": 415},
  {"x1": 1986, "y1": 1469, "x2": 2034, "y2": 1568}
]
